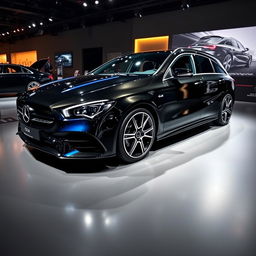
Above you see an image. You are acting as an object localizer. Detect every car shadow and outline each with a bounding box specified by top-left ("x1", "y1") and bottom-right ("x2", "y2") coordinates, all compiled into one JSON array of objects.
[
  {"x1": 15, "y1": 123, "x2": 232, "y2": 210},
  {"x1": 28, "y1": 124, "x2": 218, "y2": 174}
]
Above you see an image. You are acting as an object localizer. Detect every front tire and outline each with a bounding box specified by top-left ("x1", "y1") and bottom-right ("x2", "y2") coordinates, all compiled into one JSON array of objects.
[
  {"x1": 117, "y1": 108, "x2": 156, "y2": 163},
  {"x1": 214, "y1": 94, "x2": 233, "y2": 126},
  {"x1": 245, "y1": 57, "x2": 252, "y2": 68}
]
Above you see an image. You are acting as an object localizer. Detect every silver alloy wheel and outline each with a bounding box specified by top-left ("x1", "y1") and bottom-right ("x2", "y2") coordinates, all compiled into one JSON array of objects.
[
  {"x1": 221, "y1": 94, "x2": 233, "y2": 124},
  {"x1": 223, "y1": 55, "x2": 232, "y2": 71},
  {"x1": 27, "y1": 81, "x2": 40, "y2": 90},
  {"x1": 122, "y1": 111, "x2": 154, "y2": 159}
]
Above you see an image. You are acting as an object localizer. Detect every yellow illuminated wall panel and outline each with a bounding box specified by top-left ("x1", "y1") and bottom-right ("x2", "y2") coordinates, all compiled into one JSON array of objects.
[
  {"x1": 134, "y1": 36, "x2": 169, "y2": 53},
  {"x1": 11, "y1": 50, "x2": 37, "y2": 66},
  {"x1": 0, "y1": 54, "x2": 7, "y2": 63}
]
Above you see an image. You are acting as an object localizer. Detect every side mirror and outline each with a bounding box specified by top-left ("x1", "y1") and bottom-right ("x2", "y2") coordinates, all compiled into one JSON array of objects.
[{"x1": 174, "y1": 68, "x2": 193, "y2": 77}]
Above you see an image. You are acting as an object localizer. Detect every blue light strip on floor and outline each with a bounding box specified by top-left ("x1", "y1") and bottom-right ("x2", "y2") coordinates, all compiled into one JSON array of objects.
[
  {"x1": 61, "y1": 76, "x2": 119, "y2": 93},
  {"x1": 64, "y1": 149, "x2": 80, "y2": 157}
]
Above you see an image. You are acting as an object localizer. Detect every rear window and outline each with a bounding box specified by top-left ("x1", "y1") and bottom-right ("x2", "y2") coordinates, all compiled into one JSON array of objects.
[
  {"x1": 197, "y1": 36, "x2": 223, "y2": 44},
  {"x1": 193, "y1": 55, "x2": 214, "y2": 73}
]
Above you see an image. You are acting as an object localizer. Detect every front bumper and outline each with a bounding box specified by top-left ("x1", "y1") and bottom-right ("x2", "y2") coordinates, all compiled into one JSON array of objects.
[
  {"x1": 17, "y1": 129, "x2": 113, "y2": 159},
  {"x1": 17, "y1": 108, "x2": 120, "y2": 159}
]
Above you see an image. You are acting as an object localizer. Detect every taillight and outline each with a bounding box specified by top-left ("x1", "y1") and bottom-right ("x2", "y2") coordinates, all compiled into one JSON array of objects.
[
  {"x1": 48, "y1": 74, "x2": 54, "y2": 80},
  {"x1": 203, "y1": 45, "x2": 217, "y2": 50}
]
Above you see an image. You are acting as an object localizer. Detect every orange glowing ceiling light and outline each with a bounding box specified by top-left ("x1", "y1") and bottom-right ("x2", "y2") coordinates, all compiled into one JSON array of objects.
[{"x1": 134, "y1": 36, "x2": 169, "y2": 53}]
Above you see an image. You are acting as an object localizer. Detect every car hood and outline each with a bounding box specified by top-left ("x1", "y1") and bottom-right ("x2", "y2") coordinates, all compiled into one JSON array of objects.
[{"x1": 25, "y1": 74, "x2": 151, "y2": 109}]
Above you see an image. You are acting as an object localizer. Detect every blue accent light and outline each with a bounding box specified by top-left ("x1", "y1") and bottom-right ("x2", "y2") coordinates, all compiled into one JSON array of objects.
[
  {"x1": 40, "y1": 77, "x2": 75, "y2": 88},
  {"x1": 61, "y1": 76, "x2": 119, "y2": 93},
  {"x1": 59, "y1": 121, "x2": 89, "y2": 132},
  {"x1": 64, "y1": 150, "x2": 80, "y2": 157}
]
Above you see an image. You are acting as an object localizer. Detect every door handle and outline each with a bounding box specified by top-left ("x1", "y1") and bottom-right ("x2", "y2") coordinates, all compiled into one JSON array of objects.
[{"x1": 195, "y1": 80, "x2": 204, "y2": 85}]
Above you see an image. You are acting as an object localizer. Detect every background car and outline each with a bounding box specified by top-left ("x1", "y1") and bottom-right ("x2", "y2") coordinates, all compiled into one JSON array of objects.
[
  {"x1": 189, "y1": 35, "x2": 252, "y2": 71},
  {"x1": 0, "y1": 61, "x2": 53, "y2": 96},
  {"x1": 17, "y1": 48, "x2": 235, "y2": 163}
]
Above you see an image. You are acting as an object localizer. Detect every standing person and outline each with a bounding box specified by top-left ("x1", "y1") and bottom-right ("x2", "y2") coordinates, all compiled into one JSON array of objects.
[{"x1": 44, "y1": 57, "x2": 54, "y2": 79}]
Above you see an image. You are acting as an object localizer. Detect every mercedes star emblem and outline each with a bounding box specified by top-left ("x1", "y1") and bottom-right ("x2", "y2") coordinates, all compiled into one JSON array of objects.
[{"x1": 22, "y1": 105, "x2": 30, "y2": 123}]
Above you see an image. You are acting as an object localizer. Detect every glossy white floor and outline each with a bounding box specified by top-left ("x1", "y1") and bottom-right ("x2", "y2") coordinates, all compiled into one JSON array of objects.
[{"x1": 0, "y1": 98, "x2": 255, "y2": 256}]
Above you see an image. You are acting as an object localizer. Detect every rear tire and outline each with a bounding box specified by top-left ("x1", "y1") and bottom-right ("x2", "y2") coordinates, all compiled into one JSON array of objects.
[
  {"x1": 117, "y1": 108, "x2": 156, "y2": 163},
  {"x1": 27, "y1": 81, "x2": 40, "y2": 91},
  {"x1": 214, "y1": 94, "x2": 233, "y2": 126},
  {"x1": 223, "y1": 54, "x2": 232, "y2": 71}
]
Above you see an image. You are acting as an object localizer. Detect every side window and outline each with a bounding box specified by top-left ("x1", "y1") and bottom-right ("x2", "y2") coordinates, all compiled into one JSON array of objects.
[
  {"x1": 171, "y1": 55, "x2": 193, "y2": 76},
  {"x1": 212, "y1": 61, "x2": 226, "y2": 74},
  {"x1": 237, "y1": 41, "x2": 245, "y2": 51},
  {"x1": 231, "y1": 39, "x2": 239, "y2": 49},
  {"x1": 6, "y1": 65, "x2": 22, "y2": 73},
  {"x1": 193, "y1": 55, "x2": 214, "y2": 73},
  {"x1": 224, "y1": 40, "x2": 232, "y2": 46},
  {"x1": 22, "y1": 67, "x2": 32, "y2": 74}
]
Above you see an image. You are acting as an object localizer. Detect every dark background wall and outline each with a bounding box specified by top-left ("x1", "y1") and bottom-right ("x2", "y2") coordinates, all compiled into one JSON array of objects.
[{"x1": 0, "y1": 0, "x2": 256, "y2": 77}]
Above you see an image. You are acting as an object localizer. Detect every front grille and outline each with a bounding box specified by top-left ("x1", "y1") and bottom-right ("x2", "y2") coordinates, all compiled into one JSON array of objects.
[{"x1": 17, "y1": 102, "x2": 55, "y2": 129}]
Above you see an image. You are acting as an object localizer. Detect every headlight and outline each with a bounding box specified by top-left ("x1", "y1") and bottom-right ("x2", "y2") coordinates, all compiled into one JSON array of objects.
[{"x1": 62, "y1": 100, "x2": 114, "y2": 119}]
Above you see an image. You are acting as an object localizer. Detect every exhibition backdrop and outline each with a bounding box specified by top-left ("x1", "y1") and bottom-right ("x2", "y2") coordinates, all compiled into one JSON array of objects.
[{"x1": 172, "y1": 26, "x2": 256, "y2": 102}]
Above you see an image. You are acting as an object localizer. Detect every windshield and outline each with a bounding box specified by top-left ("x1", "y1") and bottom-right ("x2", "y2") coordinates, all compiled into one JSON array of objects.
[{"x1": 92, "y1": 52, "x2": 170, "y2": 75}]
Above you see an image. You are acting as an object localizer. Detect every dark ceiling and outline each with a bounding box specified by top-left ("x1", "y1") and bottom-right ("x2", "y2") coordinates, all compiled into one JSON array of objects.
[{"x1": 0, "y1": 0, "x2": 228, "y2": 42}]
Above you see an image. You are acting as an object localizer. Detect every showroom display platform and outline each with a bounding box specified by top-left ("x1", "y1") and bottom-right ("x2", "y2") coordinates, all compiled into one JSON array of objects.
[{"x1": 0, "y1": 98, "x2": 255, "y2": 256}]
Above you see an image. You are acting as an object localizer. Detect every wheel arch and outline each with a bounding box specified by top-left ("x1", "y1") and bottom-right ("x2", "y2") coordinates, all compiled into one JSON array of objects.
[{"x1": 120, "y1": 100, "x2": 160, "y2": 136}]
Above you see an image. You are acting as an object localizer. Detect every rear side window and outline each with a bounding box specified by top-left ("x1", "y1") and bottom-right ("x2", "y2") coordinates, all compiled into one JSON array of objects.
[
  {"x1": 224, "y1": 40, "x2": 233, "y2": 46},
  {"x1": 212, "y1": 61, "x2": 226, "y2": 74},
  {"x1": 193, "y1": 55, "x2": 214, "y2": 73},
  {"x1": 22, "y1": 67, "x2": 32, "y2": 74}
]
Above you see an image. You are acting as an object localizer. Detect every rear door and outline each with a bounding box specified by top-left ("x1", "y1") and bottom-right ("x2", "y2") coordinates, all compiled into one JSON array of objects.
[
  {"x1": 0, "y1": 65, "x2": 26, "y2": 93},
  {"x1": 192, "y1": 54, "x2": 225, "y2": 115},
  {"x1": 156, "y1": 54, "x2": 205, "y2": 132}
]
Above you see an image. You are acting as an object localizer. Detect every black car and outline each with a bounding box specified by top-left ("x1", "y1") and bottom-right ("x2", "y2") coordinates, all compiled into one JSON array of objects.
[
  {"x1": 190, "y1": 36, "x2": 252, "y2": 71},
  {"x1": 17, "y1": 48, "x2": 234, "y2": 163},
  {"x1": 0, "y1": 61, "x2": 53, "y2": 95}
]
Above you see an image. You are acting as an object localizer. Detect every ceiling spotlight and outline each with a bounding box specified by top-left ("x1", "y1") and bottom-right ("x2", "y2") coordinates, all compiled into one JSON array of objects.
[
  {"x1": 48, "y1": 17, "x2": 53, "y2": 22},
  {"x1": 135, "y1": 12, "x2": 142, "y2": 18},
  {"x1": 83, "y1": 2, "x2": 88, "y2": 7},
  {"x1": 181, "y1": 0, "x2": 190, "y2": 10},
  {"x1": 17, "y1": 29, "x2": 20, "y2": 32},
  {"x1": 6, "y1": 32, "x2": 9, "y2": 35},
  {"x1": 95, "y1": 0, "x2": 99, "y2": 5},
  {"x1": 21, "y1": 28, "x2": 24, "y2": 31},
  {"x1": 28, "y1": 25, "x2": 31, "y2": 28},
  {"x1": 13, "y1": 30, "x2": 16, "y2": 33},
  {"x1": 2, "y1": 33, "x2": 5, "y2": 36},
  {"x1": 32, "y1": 23, "x2": 36, "y2": 27},
  {"x1": 40, "y1": 22, "x2": 43, "y2": 26}
]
